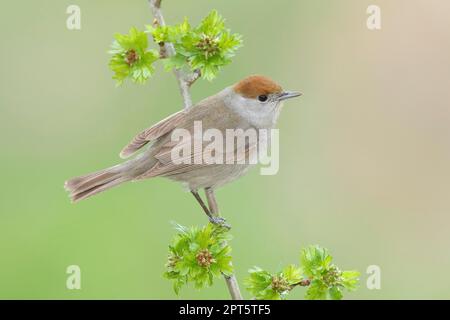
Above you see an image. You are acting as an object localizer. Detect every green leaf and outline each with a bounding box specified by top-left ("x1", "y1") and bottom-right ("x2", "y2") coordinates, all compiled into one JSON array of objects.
[
  {"x1": 164, "y1": 223, "x2": 234, "y2": 295},
  {"x1": 196, "y1": 10, "x2": 225, "y2": 37},
  {"x1": 329, "y1": 286, "x2": 343, "y2": 300},
  {"x1": 305, "y1": 279, "x2": 328, "y2": 300},
  {"x1": 262, "y1": 288, "x2": 282, "y2": 300},
  {"x1": 282, "y1": 264, "x2": 303, "y2": 285},
  {"x1": 300, "y1": 245, "x2": 332, "y2": 278},
  {"x1": 163, "y1": 54, "x2": 187, "y2": 71},
  {"x1": 341, "y1": 270, "x2": 360, "y2": 291},
  {"x1": 108, "y1": 27, "x2": 159, "y2": 85},
  {"x1": 244, "y1": 267, "x2": 273, "y2": 299},
  {"x1": 178, "y1": 18, "x2": 192, "y2": 34}
]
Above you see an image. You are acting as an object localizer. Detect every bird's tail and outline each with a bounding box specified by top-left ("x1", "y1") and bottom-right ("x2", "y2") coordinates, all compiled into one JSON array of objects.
[{"x1": 64, "y1": 160, "x2": 138, "y2": 202}]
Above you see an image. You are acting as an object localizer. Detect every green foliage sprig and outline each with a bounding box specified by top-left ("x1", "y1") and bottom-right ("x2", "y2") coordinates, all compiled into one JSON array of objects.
[
  {"x1": 108, "y1": 27, "x2": 159, "y2": 85},
  {"x1": 164, "y1": 223, "x2": 234, "y2": 294},
  {"x1": 245, "y1": 245, "x2": 360, "y2": 300},
  {"x1": 148, "y1": 10, "x2": 242, "y2": 80},
  {"x1": 245, "y1": 265, "x2": 304, "y2": 300},
  {"x1": 165, "y1": 223, "x2": 360, "y2": 300},
  {"x1": 108, "y1": 10, "x2": 242, "y2": 85}
]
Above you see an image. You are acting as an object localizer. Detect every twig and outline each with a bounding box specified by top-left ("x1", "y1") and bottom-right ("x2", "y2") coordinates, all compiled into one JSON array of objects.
[
  {"x1": 147, "y1": 0, "x2": 243, "y2": 300},
  {"x1": 186, "y1": 69, "x2": 202, "y2": 87},
  {"x1": 205, "y1": 188, "x2": 243, "y2": 300},
  {"x1": 148, "y1": 0, "x2": 199, "y2": 109},
  {"x1": 291, "y1": 279, "x2": 311, "y2": 289}
]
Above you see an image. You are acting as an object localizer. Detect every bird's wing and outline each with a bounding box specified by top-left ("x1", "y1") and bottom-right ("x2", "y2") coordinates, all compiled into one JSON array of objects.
[
  {"x1": 119, "y1": 93, "x2": 229, "y2": 159},
  {"x1": 135, "y1": 126, "x2": 258, "y2": 180},
  {"x1": 119, "y1": 110, "x2": 187, "y2": 159}
]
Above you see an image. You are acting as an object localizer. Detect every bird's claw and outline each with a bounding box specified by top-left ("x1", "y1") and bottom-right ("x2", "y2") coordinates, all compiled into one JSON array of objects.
[{"x1": 209, "y1": 216, "x2": 231, "y2": 229}]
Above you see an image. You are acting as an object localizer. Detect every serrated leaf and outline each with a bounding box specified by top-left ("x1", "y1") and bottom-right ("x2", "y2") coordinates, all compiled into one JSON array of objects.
[
  {"x1": 300, "y1": 245, "x2": 332, "y2": 277},
  {"x1": 196, "y1": 10, "x2": 225, "y2": 36},
  {"x1": 262, "y1": 288, "x2": 282, "y2": 300},
  {"x1": 341, "y1": 270, "x2": 360, "y2": 291},
  {"x1": 108, "y1": 27, "x2": 159, "y2": 85},
  {"x1": 305, "y1": 279, "x2": 328, "y2": 300},
  {"x1": 329, "y1": 286, "x2": 343, "y2": 300},
  {"x1": 282, "y1": 264, "x2": 303, "y2": 285},
  {"x1": 164, "y1": 222, "x2": 234, "y2": 295},
  {"x1": 163, "y1": 54, "x2": 187, "y2": 71}
]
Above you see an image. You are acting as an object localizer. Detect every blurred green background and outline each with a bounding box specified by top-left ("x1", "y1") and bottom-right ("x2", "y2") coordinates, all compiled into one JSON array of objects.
[{"x1": 1, "y1": 0, "x2": 450, "y2": 299}]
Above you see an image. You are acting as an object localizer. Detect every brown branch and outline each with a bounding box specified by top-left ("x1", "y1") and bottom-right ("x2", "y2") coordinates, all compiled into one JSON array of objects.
[
  {"x1": 205, "y1": 188, "x2": 243, "y2": 300},
  {"x1": 151, "y1": 19, "x2": 168, "y2": 59},
  {"x1": 291, "y1": 279, "x2": 311, "y2": 289},
  {"x1": 147, "y1": 0, "x2": 243, "y2": 300},
  {"x1": 186, "y1": 69, "x2": 202, "y2": 87}
]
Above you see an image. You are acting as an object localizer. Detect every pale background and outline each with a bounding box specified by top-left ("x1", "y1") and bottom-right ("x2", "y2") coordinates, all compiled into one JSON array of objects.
[{"x1": 1, "y1": 0, "x2": 449, "y2": 299}]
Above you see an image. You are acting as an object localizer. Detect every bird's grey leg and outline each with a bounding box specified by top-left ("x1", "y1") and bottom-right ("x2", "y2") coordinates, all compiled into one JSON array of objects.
[
  {"x1": 205, "y1": 188, "x2": 230, "y2": 229},
  {"x1": 191, "y1": 190, "x2": 213, "y2": 220}
]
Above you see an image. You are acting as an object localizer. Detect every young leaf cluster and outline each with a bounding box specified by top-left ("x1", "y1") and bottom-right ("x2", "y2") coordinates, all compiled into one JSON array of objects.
[
  {"x1": 108, "y1": 10, "x2": 242, "y2": 84},
  {"x1": 108, "y1": 27, "x2": 159, "y2": 85},
  {"x1": 245, "y1": 245, "x2": 360, "y2": 300},
  {"x1": 245, "y1": 264, "x2": 303, "y2": 300},
  {"x1": 164, "y1": 223, "x2": 234, "y2": 294},
  {"x1": 148, "y1": 10, "x2": 242, "y2": 80}
]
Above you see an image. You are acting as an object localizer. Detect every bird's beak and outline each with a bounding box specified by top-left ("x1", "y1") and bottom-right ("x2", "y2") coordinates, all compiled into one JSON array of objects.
[{"x1": 277, "y1": 91, "x2": 303, "y2": 101}]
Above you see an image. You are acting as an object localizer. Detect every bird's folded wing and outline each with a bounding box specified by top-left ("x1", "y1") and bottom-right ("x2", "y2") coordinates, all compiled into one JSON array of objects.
[
  {"x1": 119, "y1": 110, "x2": 187, "y2": 159},
  {"x1": 135, "y1": 134, "x2": 257, "y2": 179}
]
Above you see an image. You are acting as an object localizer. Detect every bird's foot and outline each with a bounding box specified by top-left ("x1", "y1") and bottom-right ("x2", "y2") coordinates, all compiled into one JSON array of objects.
[{"x1": 209, "y1": 216, "x2": 231, "y2": 229}]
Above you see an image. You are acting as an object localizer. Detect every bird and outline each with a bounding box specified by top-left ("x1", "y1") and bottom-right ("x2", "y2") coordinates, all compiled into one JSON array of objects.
[{"x1": 64, "y1": 75, "x2": 301, "y2": 225}]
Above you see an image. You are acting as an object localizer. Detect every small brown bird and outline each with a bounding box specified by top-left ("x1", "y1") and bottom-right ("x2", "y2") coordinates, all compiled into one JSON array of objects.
[{"x1": 64, "y1": 75, "x2": 301, "y2": 224}]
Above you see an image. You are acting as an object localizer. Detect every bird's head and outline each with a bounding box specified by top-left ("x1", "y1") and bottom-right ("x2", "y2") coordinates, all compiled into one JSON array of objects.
[{"x1": 224, "y1": 75, "x2": 302, "y2": 128}]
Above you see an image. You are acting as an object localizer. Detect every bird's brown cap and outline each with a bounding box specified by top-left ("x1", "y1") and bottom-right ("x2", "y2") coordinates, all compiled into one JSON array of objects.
[{"x1": 233, "y1": 75, "x2": 283, "y2": 99}]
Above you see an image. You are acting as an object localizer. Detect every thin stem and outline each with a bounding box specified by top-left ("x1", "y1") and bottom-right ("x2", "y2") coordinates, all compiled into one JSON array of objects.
[
  {"x1": 225, "y1": 275, "x2": 244, "y2": 300},
  {"x1": 205, "y1": 188, "x2": 243, "y2": 300},
  {"x1": 290, "y1": 279, "x2": 311, "y2": 289},
  {"x1": 186, "y1": 69, "x2": 202, "y2": 87},
  {"x1": 148, "y1": 0, "x2": 197, "y2": 109},
  {"x1": 147, "y1": 0, "x2": 243, "y2": 300}
]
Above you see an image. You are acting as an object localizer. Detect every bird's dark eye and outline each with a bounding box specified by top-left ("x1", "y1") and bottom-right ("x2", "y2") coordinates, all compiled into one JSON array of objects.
[{"x1": 258, "y1": 95, "x2": 268, "y2": 102}]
